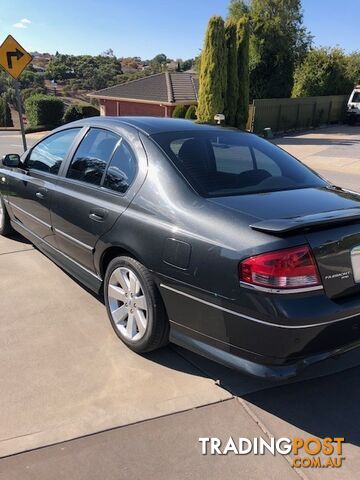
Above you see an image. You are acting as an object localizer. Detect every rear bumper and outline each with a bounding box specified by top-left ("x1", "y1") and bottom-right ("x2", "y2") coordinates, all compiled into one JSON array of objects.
[
  {"x1": 171, "y1": 326, "x2": 360, "y2": 380},
  {"x1": 160, "y1": 282, "x2": 360, "y2": 379}
]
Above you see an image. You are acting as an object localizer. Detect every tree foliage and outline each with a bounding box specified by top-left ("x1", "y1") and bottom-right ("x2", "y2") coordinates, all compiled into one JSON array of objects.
[
  {"x1": 249, "y1": 0, "x2": 312, "y2": 99},
  {"x1": 0, "y1": 95, "x2": 13, "y2": 127},
  {"x1": 197, "y1": 16, "x2": 227, "y2": 123},
  {"x1": 149, "y1": 53, "x2": 169, "y2": 73},
  {"x1": 45, "y1": 54, "x2": 123, "y2": 89},
  {"x1": 292, "y1": 47, "x2": 354, "y2": 97},
  {"x1": 228, "y1": 0, "x2": 250, "y2": 20},
  {"x1": 19, "y1": 70, "x2": 45, "y2": 90},
  {"x1": 224, "y1": 21, "x2": 239, "y2": 126},
  {"x1": 346, "y1": 52, "x2": 360, "y2": 86},
  {"x1": 236, "y1": 17, "x2": 250, "y2": 128}
]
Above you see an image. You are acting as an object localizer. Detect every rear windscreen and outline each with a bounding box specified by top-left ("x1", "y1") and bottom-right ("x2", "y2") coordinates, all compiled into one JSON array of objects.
[{"x1": 152, "y1": 130, "x2": 327, "y2": 197}]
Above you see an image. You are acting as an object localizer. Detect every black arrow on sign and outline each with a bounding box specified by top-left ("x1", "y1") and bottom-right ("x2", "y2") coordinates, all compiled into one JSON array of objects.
[{"x1": 6, "y1": 49, "x2": 24, "y2": 69}]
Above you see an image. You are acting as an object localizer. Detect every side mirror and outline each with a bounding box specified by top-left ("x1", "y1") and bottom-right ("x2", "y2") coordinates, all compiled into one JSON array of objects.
[{"x1": 2, "y1": 154, "x2": 21, "y2": 168}]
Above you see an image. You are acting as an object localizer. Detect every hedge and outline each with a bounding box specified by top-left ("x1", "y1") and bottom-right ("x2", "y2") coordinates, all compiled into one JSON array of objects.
[
  {"x1": 172, "y1": 104, "x2": 188, "y2": 118},
  {"x1": 25, "y1": 125, "x2": 50, "y2": 134},
  {"x1": 63, "y1": 102, "x2": 100, "y2": 123},
  {"x1": 24, "y1": 94, "x2": 64, "y2": 128},
  {"x1": 185, "y1": 105, "x2": 197, "y2": 120}
]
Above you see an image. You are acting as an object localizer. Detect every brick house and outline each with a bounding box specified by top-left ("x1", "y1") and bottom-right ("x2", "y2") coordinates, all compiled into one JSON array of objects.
[{"x1": 89, "y1": 72, "x2": 198, "y2": 117}]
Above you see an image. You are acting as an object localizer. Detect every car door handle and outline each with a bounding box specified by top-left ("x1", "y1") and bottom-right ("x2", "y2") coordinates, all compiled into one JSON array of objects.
[
  {"x1": 89, "y1": 208, "x2": 107, "y2": 222},
  {"x1": 36, "y1": 191, "x2": 45, "y2": 199}
]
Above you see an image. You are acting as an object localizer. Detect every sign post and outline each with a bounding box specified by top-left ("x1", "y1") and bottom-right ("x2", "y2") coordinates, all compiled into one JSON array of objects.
[{"x1": 0, "y1": 34, "x2": 33, "y2": 152}]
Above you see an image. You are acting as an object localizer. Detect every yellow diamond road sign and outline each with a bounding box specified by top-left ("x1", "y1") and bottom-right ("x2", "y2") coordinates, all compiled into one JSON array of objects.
[{"x1": 0, "y1": 35, "x2": 33, "y2": 79}]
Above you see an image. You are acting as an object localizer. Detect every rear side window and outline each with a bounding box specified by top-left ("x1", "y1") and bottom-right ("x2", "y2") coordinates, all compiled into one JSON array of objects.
[
  {"x1": 152, "y1": 131, "x2": 326, "y2": 197},
  {"x1": 27, "y1": 128, "x2": 81, "y2": 175},
  {"x1": 67, "y1": 128, "x2": 120, "y2": 185},
  {"x1": 103, "y1": 141, "x2": 137, "y2": 193},
  {"x1": 351, "y1": 91, "x2": 360, "y2": 103}
]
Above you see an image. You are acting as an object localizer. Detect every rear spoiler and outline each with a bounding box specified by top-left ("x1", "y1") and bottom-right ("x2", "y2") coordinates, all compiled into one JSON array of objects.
[{"x1": 250, "y1": 208, "x2": 360, "y2": 234}]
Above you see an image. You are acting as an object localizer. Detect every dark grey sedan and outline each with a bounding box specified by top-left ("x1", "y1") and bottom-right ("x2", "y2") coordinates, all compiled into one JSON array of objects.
[{"x1": 1, "y1": 117, "x2": 360, "y2": 379}]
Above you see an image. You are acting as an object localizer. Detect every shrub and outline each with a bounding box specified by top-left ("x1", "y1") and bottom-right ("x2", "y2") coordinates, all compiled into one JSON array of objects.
[
  {"x1": 0, "y1": 96, "x2": 13, "y2": 127},
  {"x1": 185, "y1": 105, "x2": 197, "y2": 120},
  {"x1": 79, "y1": 103, "x2": 100, "y2": 117},
  {"x1": 25, "y1": 125, "x2": 49, "y2": 133},
  {"x1": 63, "y1": 103, "x2": 100, "y2": 124},
  {"x1": 24, "y1": 94, "x2": 64, "y2": 127},
  {"x1": 172, "y1": 104, "x2": 188, "y2": 118},
  {"x1": 63, "y1": 105, "x2": 83, "y2": 123}
]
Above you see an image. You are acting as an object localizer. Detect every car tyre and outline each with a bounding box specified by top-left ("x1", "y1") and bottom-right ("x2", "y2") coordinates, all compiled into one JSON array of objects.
[
  {"x1": 0, "y1": 196, "x2": 14, "y2": 237},
  {"x1": 104, "y1": 256, "x2": 169, "y2": 353}
]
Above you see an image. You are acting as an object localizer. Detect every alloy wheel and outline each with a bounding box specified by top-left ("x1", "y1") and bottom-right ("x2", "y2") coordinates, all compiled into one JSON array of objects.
[{"x1": 107, "y1": 266, "x2": 148, "y2": 341}]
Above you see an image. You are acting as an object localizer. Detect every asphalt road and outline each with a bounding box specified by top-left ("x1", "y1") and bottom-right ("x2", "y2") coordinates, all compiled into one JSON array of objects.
[
  {"x1": 1, "y1": 125, "x2": 360, "y2": 479},
  {"x1": 0, "y1": 131, "x2": 37, "y2": 158}
]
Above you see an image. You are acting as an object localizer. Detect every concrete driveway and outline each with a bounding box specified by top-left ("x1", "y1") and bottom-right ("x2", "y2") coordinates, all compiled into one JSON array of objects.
[{"x1": 1, "y1": 126, "x2": 360, "y2": 479}]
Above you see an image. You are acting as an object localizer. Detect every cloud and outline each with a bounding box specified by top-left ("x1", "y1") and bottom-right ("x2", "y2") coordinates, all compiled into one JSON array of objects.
[{"x1": 13, "y1": 18, "x2": 31, "y2": 28}]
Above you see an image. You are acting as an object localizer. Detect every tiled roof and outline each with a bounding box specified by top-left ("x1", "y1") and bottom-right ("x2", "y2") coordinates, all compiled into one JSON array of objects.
[{"x1": 90, "y1": 72, "x2": 198, "y2": 104}]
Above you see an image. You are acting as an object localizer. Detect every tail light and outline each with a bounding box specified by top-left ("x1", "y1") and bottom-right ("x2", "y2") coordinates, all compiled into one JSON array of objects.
[{"x1": 239, "y1": 245, "x2": 321, "y2": 290}]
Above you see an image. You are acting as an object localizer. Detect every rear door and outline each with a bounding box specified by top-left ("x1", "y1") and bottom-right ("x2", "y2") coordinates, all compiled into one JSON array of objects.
[
  {"x1": 51, "y1": 127, "x2": 141, "y2": 272},
  {"x1": 5, "y1": 128, "x2": 82, "y2": 243}
]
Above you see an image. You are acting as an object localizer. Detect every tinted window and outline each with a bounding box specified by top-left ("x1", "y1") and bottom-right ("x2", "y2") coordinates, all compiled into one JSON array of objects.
[
  {"x1": 153, "y1": 131, "x2": 326, "y2": 197},
  {"x1": 254, "y1": 149, "x2": 281, "y2": 176},
  {"x1": 27, "y1": 128, "x2": 81, "y2": 174},
  {"x1": 103, "y1": 141, "x2": 137, "y2": 193},
  {"x1": 67, "y1": 128, "x2": 120, "y2": 185},
  {"x1": 351, "y1": 91, "x2": 360, "y2": 103},
  {"x1": 212, "y1": 142, "x2": 253, "y2": 174}
]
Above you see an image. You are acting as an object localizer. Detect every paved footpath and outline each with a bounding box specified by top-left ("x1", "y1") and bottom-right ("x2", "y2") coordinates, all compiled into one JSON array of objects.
[{"x1": 1, "y1": 126, "x2": 360, "y2": 479}]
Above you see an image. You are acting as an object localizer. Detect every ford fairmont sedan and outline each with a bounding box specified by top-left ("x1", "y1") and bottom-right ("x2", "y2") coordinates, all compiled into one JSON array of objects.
[{"x1": 1, "y1": 117, "x2": 360, "y2": 379}]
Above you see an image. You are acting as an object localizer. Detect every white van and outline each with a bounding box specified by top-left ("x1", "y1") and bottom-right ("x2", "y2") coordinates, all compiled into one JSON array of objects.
[{"x1": 346, "y1": 86, "x2": 360, "y2": 124}]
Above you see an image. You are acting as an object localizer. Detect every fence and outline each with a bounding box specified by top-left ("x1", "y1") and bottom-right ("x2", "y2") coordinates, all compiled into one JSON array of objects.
[{"x1": 247, "y1": 95, "x2": 348, "y2": 134}]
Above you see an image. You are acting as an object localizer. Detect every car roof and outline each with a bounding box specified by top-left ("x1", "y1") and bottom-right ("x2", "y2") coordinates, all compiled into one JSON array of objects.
[{"x1": 69, "y1": 116, "x2": 240, "y2": 136}]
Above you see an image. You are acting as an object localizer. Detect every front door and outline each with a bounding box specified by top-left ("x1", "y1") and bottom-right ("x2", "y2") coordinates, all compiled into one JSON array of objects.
[{"x1": 6, "y1": 128, "x2": 82, "y2": 243}]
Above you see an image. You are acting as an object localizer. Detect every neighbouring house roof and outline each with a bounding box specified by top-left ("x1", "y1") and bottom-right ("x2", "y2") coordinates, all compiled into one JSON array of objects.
[{"x1": 89, "y1": 72, "x2": 198, "y2": 105}]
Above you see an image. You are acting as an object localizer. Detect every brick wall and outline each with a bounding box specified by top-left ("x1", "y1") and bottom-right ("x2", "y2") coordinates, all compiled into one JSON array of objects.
[{"x1": 101, "y1": 99, "x2": 175, "y2": 117}]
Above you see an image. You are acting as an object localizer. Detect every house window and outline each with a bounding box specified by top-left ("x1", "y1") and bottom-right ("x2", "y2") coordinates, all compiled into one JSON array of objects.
[{"x1": 100, "y1": 104, "x2": 106, "y2": 116}]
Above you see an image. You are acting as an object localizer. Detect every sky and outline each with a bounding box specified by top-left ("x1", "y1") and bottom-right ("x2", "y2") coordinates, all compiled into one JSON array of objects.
[{"x1": 0, "y1": 0, "x2": 358, "y2": 59}]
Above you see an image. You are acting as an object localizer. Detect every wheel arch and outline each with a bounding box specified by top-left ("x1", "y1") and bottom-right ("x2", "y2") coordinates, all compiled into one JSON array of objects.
[{"x1": 99, "y1": 245, "x2": 144, "y2": 280}]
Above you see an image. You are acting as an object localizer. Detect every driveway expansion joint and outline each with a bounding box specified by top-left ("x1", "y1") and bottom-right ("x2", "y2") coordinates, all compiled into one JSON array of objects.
[
  {"x1": 0, "y1": 247, "x2": 34, "y2": 256},
  {"x1": 236, "y1": 397, "x2": 310, "y2": 480}
]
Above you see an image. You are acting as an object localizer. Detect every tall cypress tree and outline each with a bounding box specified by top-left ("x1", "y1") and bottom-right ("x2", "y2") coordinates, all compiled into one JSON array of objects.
[
  {"x1": 197, "y1": 16, "x2": 227, "y2": 123},
  {"x1": 224, "y1": 21, "x2": 239, "y2": 126},
  {"x1": 236, "y1": 17, "x2": 250, "y2": 129}
]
